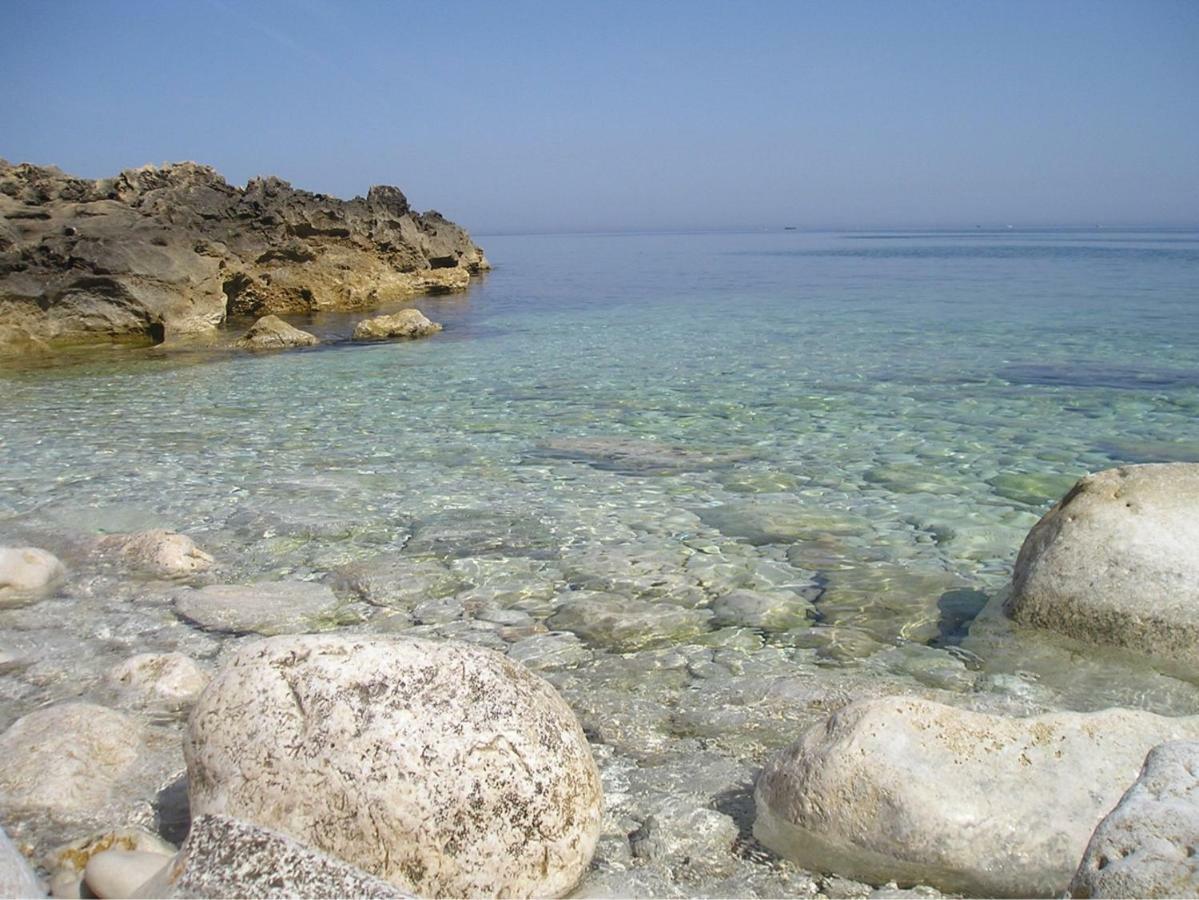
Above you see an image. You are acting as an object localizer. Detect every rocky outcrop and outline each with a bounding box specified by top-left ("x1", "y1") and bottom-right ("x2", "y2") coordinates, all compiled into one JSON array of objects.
[
  {"x1": 184, "y1": 634, "x2": 602, "y2": 898},
  {"x1": 1006, "y1": 464, "x2": 1199, "y2": 669},
  {"x1": 1070, "y1": 741, "x2": 1199, "y2": 899},
  {"x1": 0, "y1": 160, "x2": 488, "y2": 350},
  {"x1": 753, "y1": 697, "x2": 1199, "y2": 898},
  {"x1": 235, "y1": 315, "x2": 319, "y2": 351},
  {"x1": 352, "y1": 308, "x2": 442, "y2": 341}
]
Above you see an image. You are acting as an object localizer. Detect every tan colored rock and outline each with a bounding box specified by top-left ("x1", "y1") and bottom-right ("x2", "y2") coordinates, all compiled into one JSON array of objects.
[
  {"x1": 234, "y1": 315, "x2": 319, "y2": 351},
  {"x1": 754, "y1": 696, "x2": 1199, "y2": 898},
  {"x1": 185, "y1": 634, "x2": 602, "y2": 898},
  {"x1": 352, "y1": 308, "x2": 442, "y2": 341},
  {"x1": 1007, "y1": 463, "x2": 1199, "y2": 669},
  {"x1": 95, "y1": 530, "x2": 212, "y2": 577},
  {"x1": 0, "y1": 547, "x2": 65, "y2": 607},
  {"x1": 0, "y1": 704, "x2": 144, "y2": 820},
  {"x1": 106, "y1": 652, "x2": 209, "y2": 707}
]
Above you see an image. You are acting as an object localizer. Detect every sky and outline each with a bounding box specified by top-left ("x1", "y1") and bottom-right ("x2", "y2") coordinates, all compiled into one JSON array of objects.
[{"x1": 2, "y1": 0, "x2": 1197, "y2": 233}]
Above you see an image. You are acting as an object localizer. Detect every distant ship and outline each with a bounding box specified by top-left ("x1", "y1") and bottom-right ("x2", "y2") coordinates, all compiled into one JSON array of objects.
[{"x1": 784, "y1": 226, "x2": 797, "y2": 231}]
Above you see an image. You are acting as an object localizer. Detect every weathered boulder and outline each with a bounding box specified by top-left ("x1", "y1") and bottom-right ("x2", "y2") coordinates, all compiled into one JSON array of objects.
[
  {"x1": 0, "y1": 546, "x2": 65, "y2": 606},
  {"x1": 351, "y1": 308, "x2": 442, "y2": 341},
  {"x1": 0, "y1": 160, "x2": 487, "y2": 350},
  {"x1": 753, "y1": 696, "x2": 1199, "y2": 897},
  {"x1": 184, "y1": 634, "x2": 602, "y2": 898},
  {"x1": 235, "y1": 315, "x2": 319, "y2": 351},
  {"x1": 1006, "y1": 464, "x2": 1199, "y2": 669},
  {"x1": 1069, "y1": 740, "x2": 1199, "y2": 898},
  {"x1": 95, "y1": 530, "x2": 213, "y2": 577},
  {"x1": 132, "y1": 815, "x2": 407, "y2": 899},
  {"x1": 0, "y1": 703, "x2": 143, "y2": 820},
  {"x1": 106, "y1": 652, "x2": 210, "y2": 706},
  {"x1": 0, "y1": 827, "x2": 43, "y2": 899},
  {"x1": 174, "y1": 581, "x2": 349, "y2": 635}
]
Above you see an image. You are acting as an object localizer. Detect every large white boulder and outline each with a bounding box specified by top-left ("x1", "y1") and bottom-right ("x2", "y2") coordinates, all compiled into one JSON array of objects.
[
  {"x1": 1006, "y1": 464, "x2": 1199, "y2": 668},
  {"x1": 184, "y1": 634, "x2": 602, "y2": 898},
  {"x1": 0, "y1": 547, "x2": 65, "y2": 607},
  {"x1": 1070, "y1": 740, "x2": 1199, "y2": 898},
  {"x1": 0, "y1": 703, "x2": 144, "y2": 820},
  {"x1": 753, "y1": 697, "x2": 1199, "y2": 898}
]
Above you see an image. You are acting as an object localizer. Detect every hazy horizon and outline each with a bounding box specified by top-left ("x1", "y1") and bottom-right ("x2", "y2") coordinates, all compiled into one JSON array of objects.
[{"x1": 3, "y1": 0, "x2": 1197, "y2": 233}]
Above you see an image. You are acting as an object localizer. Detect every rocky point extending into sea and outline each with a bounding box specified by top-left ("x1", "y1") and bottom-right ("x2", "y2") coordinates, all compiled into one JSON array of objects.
[{"x1": 0, "y1": 160, "x2": 488, "y2": 352}]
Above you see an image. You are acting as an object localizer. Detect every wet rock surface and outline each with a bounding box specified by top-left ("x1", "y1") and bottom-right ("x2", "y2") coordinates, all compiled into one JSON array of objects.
[
  {"x1": 0, "y1": 160, "x2": 487, "y2": 350},
  {"x1": 235, "y1": 315, "x2": 320, "y2": 351},
  {"x1": 0, "y1": 547, "x2": 65, "y2": 607},
  {"x1": 351, "y1": 308, "x2": 442, "y2": 341},
  {"x1": 173, "y1": 581, "x2": 350, "y2": 635}
]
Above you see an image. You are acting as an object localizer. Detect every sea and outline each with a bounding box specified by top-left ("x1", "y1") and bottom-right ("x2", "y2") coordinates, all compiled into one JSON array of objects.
[{"x1": 2, "y1": 227, "x2": 1198, "y2": 889}]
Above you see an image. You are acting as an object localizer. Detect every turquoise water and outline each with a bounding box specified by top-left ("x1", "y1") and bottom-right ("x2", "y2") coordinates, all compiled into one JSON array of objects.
[{"x1": 2, "y1": 227, "x2": 1199, "y2": 886}]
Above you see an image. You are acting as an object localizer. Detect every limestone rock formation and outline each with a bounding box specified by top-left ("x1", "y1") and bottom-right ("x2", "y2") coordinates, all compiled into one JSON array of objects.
[
  {"x1": 1069, "y1": 740, "x2": 1199, "y2": 898},
  {"x1": 0, "y1": 160, "x2": 488, "y2": 349},
  {"x1": 235, "y1": 315, "x2": 319, "y2": 351},
  {"x1": 753, "y1": 696, "x2": 1199, "y2": 898},
  {"x1": 352, "y1": 308, "x2": 442, "y2": 341},
  {"x1": 1006, "y1": 463, "x2": 1199, "y2": 669},
  {"x1": 184, "y1": 634, "x2": 602, "y2": 898}
]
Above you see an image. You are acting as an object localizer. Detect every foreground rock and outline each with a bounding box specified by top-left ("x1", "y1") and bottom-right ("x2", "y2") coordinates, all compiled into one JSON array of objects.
[
  {"x1": 1007, "y1": 464, "x2": 1199, "y2": 669},
  {"x1": 185, "y1": 634, "x2": 602, "y2": 898},
  {"x1": 352, "y1": 308, "x2": 442, "y2": 341},
  {"x1": 235, "y1": 315, "x2": 319, "y2": 351},
  {"x1": 174, "y1": 581, "x2": 348, "y2": 635},
  {"x1": 753, "y1": 696, "x2": 1199, "y2": 897},
  {"x1": 0, "y1": 546, "x2": 65, "y2": 606},
  {"x1": 0, "y1": 703, "x2": 143, "y2": 820},
  {"x1": 0, "y1": 160, "x2": 487, "y2": 350},
  {"x1": 0, "y1": 827, "x2": 43, "y2": 898},
  {"x1": 129, "y1": 815, "x2": 405, "y2": 899},
  {"x1": 95, "y1": 530, "x2": 213, "y2": 577},
  {"x1": 1069, "y1": 741, "x2": 1199, "y2": 898}
]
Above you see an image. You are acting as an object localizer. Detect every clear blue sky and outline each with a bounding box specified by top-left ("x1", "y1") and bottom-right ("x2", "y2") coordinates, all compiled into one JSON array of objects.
[{"x1": 2, "y1": 0, "x2": 1196, "y2": 232}]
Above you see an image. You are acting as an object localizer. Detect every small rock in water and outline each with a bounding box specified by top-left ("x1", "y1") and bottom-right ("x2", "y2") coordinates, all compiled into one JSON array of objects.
[
  {"x1": 94, "y1": 530, "x2": 213, "y2": 578},
  {"x1": 548, "y1": 593, "x2": 713, "y2": 652},
  {"x1": 84, "y1": 851, "x2": 171, "y2": 899},
  {"x1": 0, "y1": 547, "x2": 66, "y2": 607},
  {"x1": 43, "y1": 827, "x2": 175, "y2": 898},
  {"x1": 106, "y1": 652, "x2": 209, "y2": 707},
  {"x1": 1069, "y1": 740, "x2": 1199, "y2": 899},
  {"x1": 131, "y1": 815, "x2": 407, "y2": 899},
  {"x1": 184, "y1": 634, "x2": 602, "y2": 898},
  {"x1": 0, "y1": 704, "x2": 143, "y2": 820},
  {"x1": 710, "y1": 588, "x2": 814, "y2": 632},
  {"x1": 352, "y1": 308, "x2": 441, "y2": 341},
  {"x1": 0, "y1": 826, "x2": 44, "y2": 899},
  {"x1": 331, "y1": 555, "x2": 462, "y2": 609},
  {"x1": 235, "y1": 315, "x2": 319, "y2": 351},
  {"x1": 507, "y1": 631, "x2": 593, "y2": 670},
  {"x1": 754, "y1": 696, "x2": 1199, "y2": 897},
  {"x1": 1006, "y1": 463, "x2": 1199, "y2": 671},
  {"x1": 174, "y1": 581, "x2": 348, "y2": 635},
  {"x1": 630, "y1": 797, "x2": 739, "y2": 874}
]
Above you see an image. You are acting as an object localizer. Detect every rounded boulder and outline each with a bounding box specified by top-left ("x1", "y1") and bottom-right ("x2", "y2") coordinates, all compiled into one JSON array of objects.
[
  {"x1": 184, "y1": 634, "x2": 601, "y2": 898},
  {"x1": 1006, "y1": 463, "x2": 1199, "y2": 669}
]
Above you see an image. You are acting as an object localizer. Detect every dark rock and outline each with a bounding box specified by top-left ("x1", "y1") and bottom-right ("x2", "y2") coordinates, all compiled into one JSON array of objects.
[{"x1": 0, "y1": 160, "x2": 488, "y2": 351}]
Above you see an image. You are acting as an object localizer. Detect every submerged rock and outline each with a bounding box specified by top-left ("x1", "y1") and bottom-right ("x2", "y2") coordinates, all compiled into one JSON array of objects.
[
  {"x1": 753, "y1": 696, "x2": 1199, "y2": 897},
  {"x1": 0, "y1": 703, "x2": 143, "y2": 820},
  {"x1": 351, "y1": 308, "x2": 442, "y2": 341},
  {"x1": 548, "y1": 593, "x2": 714, "y2": 652},
  {"x1": 132, "y1": 815, "x2": 405, "y2": 899},
  {"x1": 185, "y1": 634, "x2": 602, "y2": 898},
  {"x1": 94, "y1": 530, "x2": 213, "y2": 577},
  {"x1": 330, "y1": 555, "x2": 462, "y2": 610},
  {"x1": 174, "y1": 581, "x2": 349, "y2": 635},
  {"x1": 1069, "y1": 740, "x2": 1199, "y2": 899},
  {"x1": 106, "y1": 652, "x2": 209, "y2": 707},
  {"x1": 0, "y1": 160, "x2": 487, "y2": 350},
  {"x1": 0, "y1": 546, "x2": 65, "y2": 607},
  {"x1": 235, "y1": 315, "x2": 319, "y2": 351},
  {"x1": 1006, "y1": 463, "x2": 1199, "y2": 670}
]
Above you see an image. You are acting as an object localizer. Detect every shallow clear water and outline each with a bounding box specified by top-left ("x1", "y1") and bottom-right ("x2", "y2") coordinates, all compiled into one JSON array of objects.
[{"x1": 2, "y1": 228, "x2": 1199, "y2": 885}]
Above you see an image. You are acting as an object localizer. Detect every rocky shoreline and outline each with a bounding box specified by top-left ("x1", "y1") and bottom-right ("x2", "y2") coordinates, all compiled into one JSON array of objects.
[
  {"x1": 1, "y1": 463, "x2": 1197, "y2": 898},
  {"x1": 0, "y1": 161, "x2": 488, "y2": 352}
]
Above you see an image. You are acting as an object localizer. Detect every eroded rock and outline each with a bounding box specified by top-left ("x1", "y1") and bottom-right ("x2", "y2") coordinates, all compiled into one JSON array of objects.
[
  {"x1": 95, "y1": 530, "x2": 213, "y2": 578},
  {"x1": 235, "y1": 315, "x2": 319, "y2": 351},
  {"x1": 351, "y1": 308, "x2": 442, "y2": 341},
  {"x1": 184, "y1": 634, "x2": 602, "y2": 898}
]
